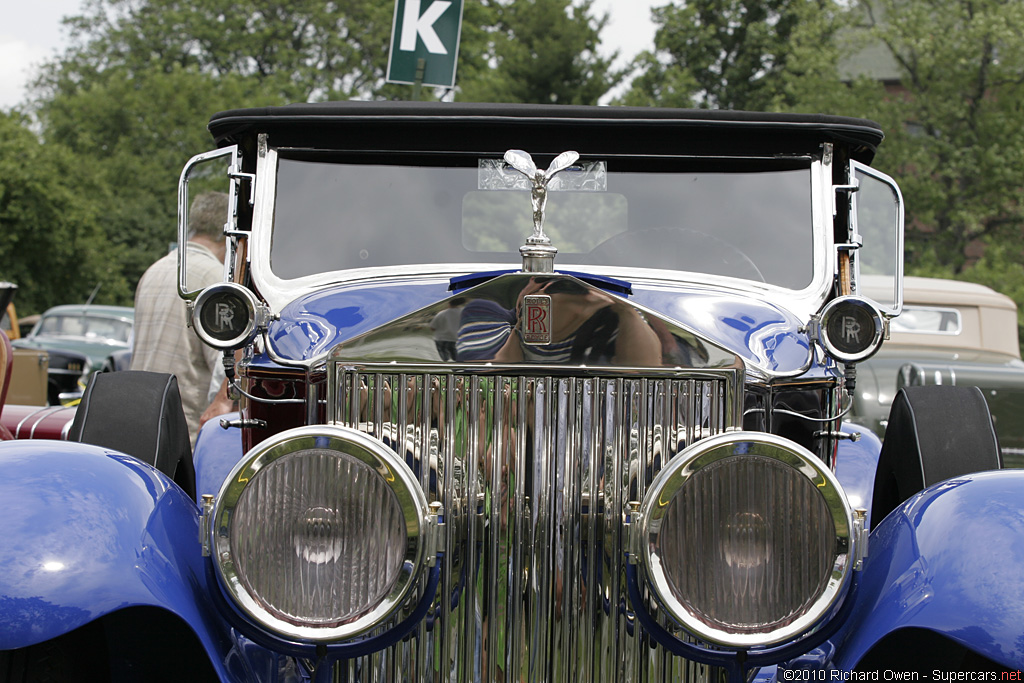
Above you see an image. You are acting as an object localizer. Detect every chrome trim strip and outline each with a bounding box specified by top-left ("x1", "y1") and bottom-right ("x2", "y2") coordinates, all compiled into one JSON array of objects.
[
  {"x1": 15, "y1": 405, "x2": 63, "y2": 439},
  {"x1": 60, "y1": 415, "x2": 74, "y2": 440}
]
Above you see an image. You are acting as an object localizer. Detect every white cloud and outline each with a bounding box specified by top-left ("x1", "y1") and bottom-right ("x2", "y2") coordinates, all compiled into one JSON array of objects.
[
  {"x1": 0, "y1": 39, "x2": 50, "y2": 110},
  {"x1": 0, "y1": 0, "x2": 82, "y2": 110},
  {"x1": 591, "y1": 0, "x2": 659, "y2": 64}
]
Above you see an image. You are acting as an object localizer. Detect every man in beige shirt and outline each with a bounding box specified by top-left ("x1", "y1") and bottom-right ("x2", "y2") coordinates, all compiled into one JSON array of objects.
[{"x1": 130, "y1": 192, "x2": 228, "y2": 445}]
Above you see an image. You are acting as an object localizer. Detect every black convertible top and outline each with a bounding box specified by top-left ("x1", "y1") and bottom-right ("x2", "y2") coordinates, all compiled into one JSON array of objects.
[{"x1": 209, "y1": 100, "x2": 884, "y2": 162}]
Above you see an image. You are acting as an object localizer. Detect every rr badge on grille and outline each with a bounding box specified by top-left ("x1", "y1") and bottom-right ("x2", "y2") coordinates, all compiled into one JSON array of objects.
[{"x1": 522, "y1": 295, "x2": 552, "y2": 345}]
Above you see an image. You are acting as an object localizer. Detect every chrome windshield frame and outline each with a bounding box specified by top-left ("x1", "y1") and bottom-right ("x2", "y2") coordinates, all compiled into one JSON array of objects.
[{"x1": 249, "y1": 141, "x2": 837, "y2": 321}]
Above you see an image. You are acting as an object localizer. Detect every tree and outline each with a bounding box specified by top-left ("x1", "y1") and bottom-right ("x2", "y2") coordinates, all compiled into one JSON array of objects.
[
  {"x1": 852, "y1": 0, "x2": 1024, "y2": 278},
  {"x1": 622, "y1": 0, "x2": 848, "y2": 110},
  {"x1": 0, "y1": 112, "x2": 125, "y2": 314},
  {"x1": 457, "y1": 0, "x2": 620, "y2": 105},
  {"x1": 31, "y1": 65, "x2": 285, "y2": 302},
  {"x1": 17, "y1": 0, "x2": 614, "y2": 311},
  {"x1": 39, "y1": 0, "x2": 400, "y2": 102},
  {"x1": 857, "y1": 0, "x2": 1024, "y2": 350},
  {"x1": 38, "y1": 0, "x2": 620, "y2": 105}
]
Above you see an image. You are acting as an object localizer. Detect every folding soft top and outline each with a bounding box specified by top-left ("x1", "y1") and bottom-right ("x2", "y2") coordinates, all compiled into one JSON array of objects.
[{"x1": 209, "y1": 100, "x2": 884, "y2": 162}]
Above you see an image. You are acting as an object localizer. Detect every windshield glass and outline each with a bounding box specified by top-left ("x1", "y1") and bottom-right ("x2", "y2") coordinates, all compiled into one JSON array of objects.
[
  {"x1": 37, "y1": 314, "x2": 132, "y2": 343},
  {"x1": 271, "y1": 155, "x2": 814, "y2": 289}
]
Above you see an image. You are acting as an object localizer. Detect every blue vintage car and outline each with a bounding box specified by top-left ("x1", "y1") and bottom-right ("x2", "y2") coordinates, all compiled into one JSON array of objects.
[{"x1": 0, "y1": 102, "x2": 1019, "y2": 681}]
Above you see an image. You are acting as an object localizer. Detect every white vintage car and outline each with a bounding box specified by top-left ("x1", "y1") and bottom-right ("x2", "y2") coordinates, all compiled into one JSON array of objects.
[{"x1": 853, "y1": 275, "x2": 1024, "y2": 467}]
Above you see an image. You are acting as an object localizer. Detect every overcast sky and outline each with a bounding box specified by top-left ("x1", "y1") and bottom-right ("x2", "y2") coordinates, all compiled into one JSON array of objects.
[{"x1": 0, "y1": 1, "x2": 660, "y2": 110}]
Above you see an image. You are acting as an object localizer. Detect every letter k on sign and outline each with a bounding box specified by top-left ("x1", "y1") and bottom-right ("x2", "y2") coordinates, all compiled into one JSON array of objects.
[
  {"x1": 401, "y1": 0, "x2": 451, "y2": 54},
  {"x1": 387, "y1": 0, "x2": 464, "y2": 87}
]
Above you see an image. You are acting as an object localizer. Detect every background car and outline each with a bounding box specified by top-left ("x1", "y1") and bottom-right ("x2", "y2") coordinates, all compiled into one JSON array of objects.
[
  {"x1": 15, "y1": 313, "x2": 38, "y2": 339},
  {"x1": 11, "y1": 303, "x2": 134, "y2": 404},
  {"x1": 851, "y1": 275, "x2": 1024, "y2": 466}
]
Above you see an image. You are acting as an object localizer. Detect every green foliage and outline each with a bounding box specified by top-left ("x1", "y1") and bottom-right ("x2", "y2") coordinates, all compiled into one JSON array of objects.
[
  {"x1": 33, "y1": 65, "x2": 285, "y2": 299},
  {"x1": 622, "y1": 0, "x2": 847, "y2": 110},
  {"x1": 852, "y1": 0, "x2": 1024, "y2": 277},
  {"x1": 14, "y1": 0, "x2": 1020, "y2": 358},
  {"x1": 0, "y1": 112, "x2": 126, "y2": 314},
  {"x1": 42, "y1": 0, "x2": 397, "y2": 102},
  {"x1": 457, "y1": 0, "x2": 620, "y2": 104},
  {"x1": 38, "y1": 0, "x2": 615, "y2": 105},
  {"x1": 624, "y1": 0, "x2": 1024, "y2": 349}
]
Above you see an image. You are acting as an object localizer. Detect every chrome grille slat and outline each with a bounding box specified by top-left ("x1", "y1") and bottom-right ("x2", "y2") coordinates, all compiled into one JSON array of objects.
[{"x1": 331, "y1": 368, "x2": 731, "y2": 682}]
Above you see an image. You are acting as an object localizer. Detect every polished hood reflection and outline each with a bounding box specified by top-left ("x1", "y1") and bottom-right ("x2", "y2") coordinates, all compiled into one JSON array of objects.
[{"x1": 331, "y1": 273, "x2": 741, "y2": 371}]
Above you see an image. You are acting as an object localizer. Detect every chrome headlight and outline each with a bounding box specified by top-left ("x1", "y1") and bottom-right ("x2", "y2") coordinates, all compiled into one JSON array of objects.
[
  {"x1": 634, "y1": 432, "x2": 853, "y2": 648},
  {"x1": 212, "y1": 425, "x2": 436, "y2": 642}
]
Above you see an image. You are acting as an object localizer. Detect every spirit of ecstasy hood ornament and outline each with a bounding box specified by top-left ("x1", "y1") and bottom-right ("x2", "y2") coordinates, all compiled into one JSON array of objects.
[{"x1": 503, "y1": 149, "x2": 580, "y2": 273}]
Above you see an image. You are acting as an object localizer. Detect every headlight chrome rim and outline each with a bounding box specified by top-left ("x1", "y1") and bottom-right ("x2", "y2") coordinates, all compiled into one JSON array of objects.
[
  {"x1": 212, "y1": 425, "x2": 432, "y2": 642},
  {"x1": 636, "y1": 432, "x2": 854, "y2": 648}
]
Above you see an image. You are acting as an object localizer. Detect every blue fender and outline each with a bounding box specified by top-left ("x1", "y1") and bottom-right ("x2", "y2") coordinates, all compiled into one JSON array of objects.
[
  {"x1": 193, "y1": 413, "x2": 246, "y2": 500},
  {"x1": 832, "y1": 469, "x2": 1024, "y2": 669},
  {"x1": 834, "y1": 424, "x2": 883, "y2": 528},
  {"x1": 0, "y1": 440, "x2": 255, "y2": 681}
]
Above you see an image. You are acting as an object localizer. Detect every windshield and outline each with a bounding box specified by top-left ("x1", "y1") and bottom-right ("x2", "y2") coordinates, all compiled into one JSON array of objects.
[
  {"x1": 271, "y1": 155, "x2": 814, "y2": 289},
  {"x1": 36, "y1": 314, "x2": 132, "y2": 343}
]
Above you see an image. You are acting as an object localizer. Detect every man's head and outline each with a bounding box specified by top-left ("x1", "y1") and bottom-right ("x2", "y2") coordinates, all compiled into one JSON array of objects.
[
  {"x1": 188, "y1": 191, "x2": 229, "y2": 260},
  {"x1": 188, "y1": 191, "x2": 229, "y2": 241}
]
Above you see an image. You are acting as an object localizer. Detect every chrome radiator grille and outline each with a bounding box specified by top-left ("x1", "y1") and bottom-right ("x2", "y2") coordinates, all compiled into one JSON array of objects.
[{"x1": 331, "y1": 367, "x2": 734, "y2": 682}]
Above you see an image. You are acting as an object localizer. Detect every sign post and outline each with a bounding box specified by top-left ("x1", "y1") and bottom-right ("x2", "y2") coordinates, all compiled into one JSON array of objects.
[{"x1": 387, "y1": 0, "x2": 464, "y2": 89}]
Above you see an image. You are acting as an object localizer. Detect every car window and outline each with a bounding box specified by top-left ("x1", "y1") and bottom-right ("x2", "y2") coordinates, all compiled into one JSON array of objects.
[
  {"x1": 889, "y1": 305, "x2": 962, "y2": 335},
  {"x1": 39, "y1": 315, "x2": 83, "y2": 336},
  {"x1": 37, "y1": 314, "x2": 132, "y2": 342},
  {"x1": 270, "y1": 156, "x2": 815, "y2": 290}
]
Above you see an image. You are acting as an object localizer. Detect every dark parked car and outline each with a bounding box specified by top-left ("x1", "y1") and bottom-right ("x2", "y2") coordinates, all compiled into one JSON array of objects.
[
  {"x1": 851, "y1": 275, "x2": 1024, "y2": 467},
  {"x1": 11, "y1": 303, "x2": 133, "y2": 403},
  {"x1": 1, "y1": 102, "x2": 1020, "y2": 680}
]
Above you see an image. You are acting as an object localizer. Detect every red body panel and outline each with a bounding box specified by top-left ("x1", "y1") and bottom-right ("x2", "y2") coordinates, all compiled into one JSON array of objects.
[{"x1": 0, "y1": 404, "x2": 77, "y2": 440}]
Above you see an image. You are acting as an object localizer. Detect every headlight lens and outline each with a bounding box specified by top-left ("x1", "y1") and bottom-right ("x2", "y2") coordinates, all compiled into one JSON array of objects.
[
  {"x1": 638, "y1": 432, "x2": 853, "y2": 648},
  {"x1": 213, "y1": 425, "x2": 432, "y2": 641}
]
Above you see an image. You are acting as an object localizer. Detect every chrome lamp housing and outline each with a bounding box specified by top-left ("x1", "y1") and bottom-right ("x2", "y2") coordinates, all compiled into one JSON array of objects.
[
  {"x1": 817, "y1": 295, "x2": 887, "y2": 363},
  {"x1": 632, "y1": 432, "x2": 855, "y2": 649},
  {"x1": 191, "y1": 282, "x2": 268, "y2": 351},
  {"x1": 210, "y1": 425, "x2": 439, "y2": 642}
]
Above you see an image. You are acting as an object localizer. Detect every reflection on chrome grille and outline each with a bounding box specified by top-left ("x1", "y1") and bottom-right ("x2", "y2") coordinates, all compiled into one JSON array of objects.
[{"x1": 332, "y1": 367, "x2": 731, "y2": 682}]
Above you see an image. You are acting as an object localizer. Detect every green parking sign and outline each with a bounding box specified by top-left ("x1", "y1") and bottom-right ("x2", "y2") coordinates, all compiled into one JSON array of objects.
[{"x1": 387, "y1": 0, "x2": 464, "y2": 88}]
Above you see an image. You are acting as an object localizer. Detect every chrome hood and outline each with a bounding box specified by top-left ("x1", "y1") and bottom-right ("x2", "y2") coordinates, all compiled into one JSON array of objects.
[
  {"x1": 325, "y1": 273, "x2": 743, "y2": 372},
  {"x1": 268, "y1": 273, "x2": 750, "y2": 375}
]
